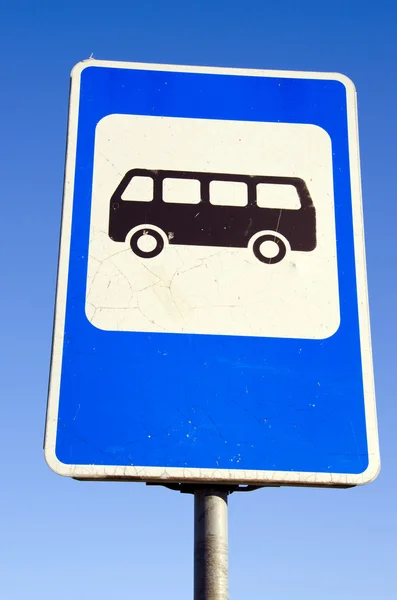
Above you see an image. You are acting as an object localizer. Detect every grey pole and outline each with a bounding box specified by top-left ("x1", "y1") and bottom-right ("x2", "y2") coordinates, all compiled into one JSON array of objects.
[{"x1": 194, "y1": 488, "x2": 229, "y2": 600}]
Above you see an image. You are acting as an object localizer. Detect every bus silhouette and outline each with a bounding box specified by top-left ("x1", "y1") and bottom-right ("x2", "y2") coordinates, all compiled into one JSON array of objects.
[{"x1": 108, "y1": 169, "x2": 316, "y2": 264}]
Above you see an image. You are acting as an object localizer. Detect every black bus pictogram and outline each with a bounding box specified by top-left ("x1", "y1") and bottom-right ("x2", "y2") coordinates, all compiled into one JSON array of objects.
[{"x1": 108, "y1": 169, "x2": 316, "y2": 264}]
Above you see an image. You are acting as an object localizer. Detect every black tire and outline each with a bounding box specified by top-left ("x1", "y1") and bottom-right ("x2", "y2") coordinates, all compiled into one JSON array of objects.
[
  {"x1": 130, "y1": 228, "x2": 164, "y2": 258},
  {"x1": 252, "y1": 233, "x2": 287, "y2": 264}
]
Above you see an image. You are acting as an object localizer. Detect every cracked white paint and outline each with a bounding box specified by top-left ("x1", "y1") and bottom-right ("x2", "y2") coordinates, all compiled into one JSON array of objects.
[{"x1": 86, "y1": 115, "x2": 339, "y2": 338}]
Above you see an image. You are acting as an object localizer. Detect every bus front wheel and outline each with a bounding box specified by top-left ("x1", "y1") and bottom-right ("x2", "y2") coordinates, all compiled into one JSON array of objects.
[
  {"x1": 252, "y1": 233, "x2": 287, "y2": 264},
  {"x1": 130, "y1": 228, "x2": 164, "y2": 258}
]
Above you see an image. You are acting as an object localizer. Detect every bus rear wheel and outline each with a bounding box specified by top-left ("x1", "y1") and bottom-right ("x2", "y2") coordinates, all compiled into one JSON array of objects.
[
  {"x1": 130, "y1": 228, "x2": 164, "y2": 258},
  {"x1": 252, "y1": 233, "x2": 287, "y2": 264}
]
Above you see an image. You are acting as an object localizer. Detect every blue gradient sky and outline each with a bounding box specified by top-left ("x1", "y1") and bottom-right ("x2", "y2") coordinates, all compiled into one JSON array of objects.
[{"x1": 1, "y1": 1, "x2": 396, "y2": 598}]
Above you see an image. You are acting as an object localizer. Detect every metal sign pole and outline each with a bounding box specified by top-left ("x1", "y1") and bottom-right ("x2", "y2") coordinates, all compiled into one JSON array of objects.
[
  {"x1": 194, "y1": 488, "x2": 229, "y2": 600},
  {"x1": 147, "y1": 483, "x2": 269, "y2": 600}
]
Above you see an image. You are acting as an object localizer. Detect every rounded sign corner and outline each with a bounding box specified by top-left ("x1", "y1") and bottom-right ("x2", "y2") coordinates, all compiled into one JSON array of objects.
[
  {"x1": 330, "y1": 72, "x2": 357, "y2": 97},
  {"x1": 44, "y1": 445, "x2": 72, "y2": 478},
  {"x1": 70, "y1": 58, "x2": 98, "y2": 81},
  {"x1": 356, "y1": 454, "x2": 381, "y2": 486}
]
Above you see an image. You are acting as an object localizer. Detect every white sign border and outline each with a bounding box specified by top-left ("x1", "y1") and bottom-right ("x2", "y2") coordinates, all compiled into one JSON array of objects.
[{"x1": 44, "y1": 59, "x2": 380, "y2": 486}]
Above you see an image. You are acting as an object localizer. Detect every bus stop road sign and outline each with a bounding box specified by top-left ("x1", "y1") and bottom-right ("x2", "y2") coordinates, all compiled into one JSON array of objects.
[{"x1": 44, "y1": 59, "x2": 380, "y2": 486}]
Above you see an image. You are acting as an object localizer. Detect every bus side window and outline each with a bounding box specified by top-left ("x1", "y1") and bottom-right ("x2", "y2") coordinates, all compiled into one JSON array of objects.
[
  {"x1": 209, "y1": 181, "x2": 248, "y2": 206},
  {"x1": 257, "y1": 184, "x2": 301, "y2": 210},
  {"x1": 163, "y1": 178, "x2": 201, "y2": 204},
  {"x1": 121, "y1": 176, "x2": 154, "y2": 202}
]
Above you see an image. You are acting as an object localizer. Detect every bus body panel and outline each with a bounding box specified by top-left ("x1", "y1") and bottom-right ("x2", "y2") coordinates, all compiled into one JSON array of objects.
[
  {"x1": 109, "y1": 202, "x2": 316, "y2": 252},
  {"x1": 108, "y1": 169, "x2": 317, "y2": 253}
]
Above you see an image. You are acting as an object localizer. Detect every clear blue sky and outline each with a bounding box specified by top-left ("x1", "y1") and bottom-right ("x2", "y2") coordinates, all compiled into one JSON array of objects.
[{"x1": 1, "y1": 1, "x2": 396, "y2": 598}]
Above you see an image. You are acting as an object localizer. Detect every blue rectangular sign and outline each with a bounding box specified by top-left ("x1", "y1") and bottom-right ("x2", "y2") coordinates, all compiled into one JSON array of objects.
[{"x1": 44, "y1": 60, "x2": 379, "y2": 486}]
